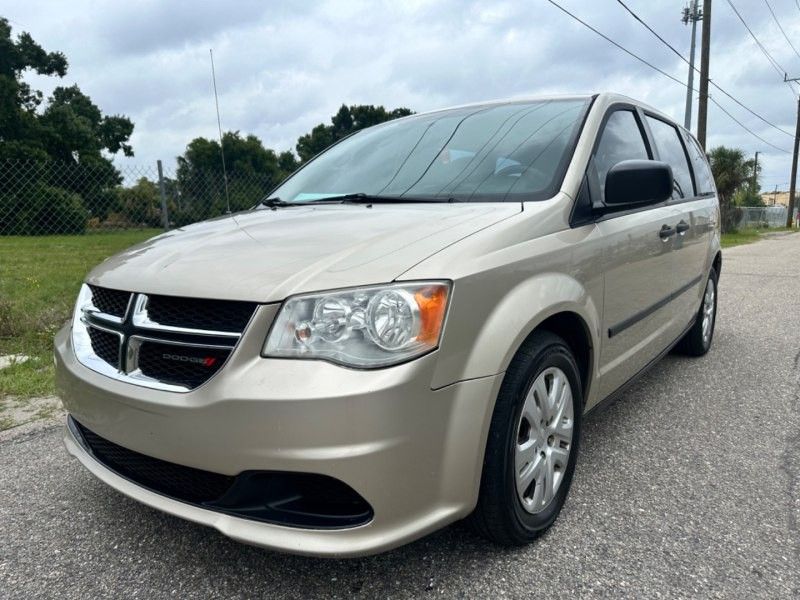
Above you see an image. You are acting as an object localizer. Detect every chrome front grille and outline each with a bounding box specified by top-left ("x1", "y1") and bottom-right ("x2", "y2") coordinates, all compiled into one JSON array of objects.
[
  {"x1": 72, "y1": 285, "x2": 257, "y2": 392},
  {"x1": 87, "y1": 285, "x2": 131, "y2": 319},
  {"x1": 136, "y1": 340, "x2": 230, "y2": 389},
  {"x1": 139, "y1": 294, "x2": 255, "y2": 333},
  {"x1": 87, "y1": 325, "x2": 122, "y2": 369}
]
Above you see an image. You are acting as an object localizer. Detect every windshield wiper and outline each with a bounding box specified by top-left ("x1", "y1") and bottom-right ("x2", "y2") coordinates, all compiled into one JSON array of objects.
[
  {"x1": 258, "y1": 197, "x2": 292, "y2": 208},
  {"x1": 258, "y1": 195, "x2": 364, "y2": 208},
  {"x1": 258, "y1": 193, "x2": 456, "y2": 209},
  {"x1": 313, "y1": 193, "x2": 457, "y2": 204}
]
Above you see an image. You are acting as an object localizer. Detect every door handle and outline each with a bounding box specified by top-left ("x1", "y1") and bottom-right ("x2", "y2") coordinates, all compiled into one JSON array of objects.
[
  {"x1": 659, "y1": 224, "x2": 676, "y2": 240},
  {"x1": 676, "y1": 220, "x2": 690, "y2": 235}
]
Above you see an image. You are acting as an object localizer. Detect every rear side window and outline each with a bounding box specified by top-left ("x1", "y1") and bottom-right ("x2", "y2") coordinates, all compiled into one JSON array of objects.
[
  {"x1": 645, "y1": 116, "x2": 694, "y2": 199},
  {"x1": 594, "y1": 110, "x2": 650, "y2": 199},
  {"x1": 682, "y1": 131, "x2": 715, "y2": 195}
]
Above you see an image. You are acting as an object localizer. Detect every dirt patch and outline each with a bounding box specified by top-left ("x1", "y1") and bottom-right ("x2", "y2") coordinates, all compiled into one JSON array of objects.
[{"x1": 0, "y1": 395, "x2": 64, "y2": 431}]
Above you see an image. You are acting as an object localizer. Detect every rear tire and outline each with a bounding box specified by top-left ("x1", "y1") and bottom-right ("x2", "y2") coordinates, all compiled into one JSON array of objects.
[
  {"x1": 469, "y1": 331, "x2": 583, "y2": 545},
  {"x1": 675, "y1": 267, "x2": 718, "y2": 357}
]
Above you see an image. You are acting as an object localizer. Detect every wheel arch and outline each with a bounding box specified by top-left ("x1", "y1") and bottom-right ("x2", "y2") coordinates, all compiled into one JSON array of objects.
[
  {"x1": 433, "y1": 272, "x2": 600, "y2": 399},
  {"x1": 464, "y1": 312, "x2": 590, "y2": 540},
  {"x1": 712, "y1": 250, "x2": 722, "y2": 277},
  {"x1": 534, "y1": 311, "x2": 593, "y2": 402},
  {"x1": 433, "y1": 273, "x2": 601, "y2": 519}
]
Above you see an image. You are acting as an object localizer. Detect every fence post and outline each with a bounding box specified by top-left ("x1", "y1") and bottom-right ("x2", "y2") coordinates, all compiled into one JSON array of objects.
[{"x1": 156, "y1": 160, "x2": 170, "y2": 231}]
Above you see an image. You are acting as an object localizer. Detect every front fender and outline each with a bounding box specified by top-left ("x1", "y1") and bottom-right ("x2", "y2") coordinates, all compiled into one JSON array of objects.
[{"x1": 431, "y1": 272, "x2": 601, "y2": 393}]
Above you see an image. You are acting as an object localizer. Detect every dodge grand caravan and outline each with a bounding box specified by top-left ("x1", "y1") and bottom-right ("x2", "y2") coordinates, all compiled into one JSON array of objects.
[{"x1": 55, "y1": 93, "x2": 720, "y2": 557}]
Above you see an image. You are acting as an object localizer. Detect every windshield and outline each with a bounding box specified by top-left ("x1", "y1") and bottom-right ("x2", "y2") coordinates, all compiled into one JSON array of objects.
[{"x1": 269, "y1": 98, "x2": 591, "y2": 203}]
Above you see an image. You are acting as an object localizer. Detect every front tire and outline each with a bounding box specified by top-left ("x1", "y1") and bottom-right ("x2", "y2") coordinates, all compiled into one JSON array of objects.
[
  {"x1": 675, "y1": 267, "x2": 718, "y2": 357},
  {"x1": 469, "y1": 331, "x2": 583, "y2": 545}
]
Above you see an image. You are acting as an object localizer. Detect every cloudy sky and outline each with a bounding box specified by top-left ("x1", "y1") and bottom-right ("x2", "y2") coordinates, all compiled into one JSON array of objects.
[{"x1": 6, "y1": 0, "x2": 800, "y2": 191}]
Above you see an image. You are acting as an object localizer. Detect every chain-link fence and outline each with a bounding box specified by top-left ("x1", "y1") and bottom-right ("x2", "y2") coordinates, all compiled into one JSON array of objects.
[
  {"x1": 5, "y1": 158, "x2": 800, "y2": 236},
  {"x1": 736, "y1": 205, "x2": 791, "y2": 229},
  {"x1": 0, "y1": 159, "x2": 278, "y2": 235}
]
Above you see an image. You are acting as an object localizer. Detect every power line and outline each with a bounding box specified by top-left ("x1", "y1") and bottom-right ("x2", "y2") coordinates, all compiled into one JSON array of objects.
[
  {"x1": 615, "y1": 0, "x2": 795, "y2": 139},
  {"x1": 545, "y1": 1, "x2": 687, "y2": 87},
  {"x1": 615, "y1": 0, "x2": 685, "y2": 61},
  {"x1": 726, "y1": 0, "x2": 799, "y2": 92},
  {"x1": 545, "y1": 0, "x2": 792, "y2": 154},
  {"x1": 764, "y1": 0, "x2": 800, "y2": 63},
  {"x1": 708, "y1": 96, "x2": 790, "y2": 153},
  {"x1": 728, "y1": 0, "x2": 787, "y2": 74}
]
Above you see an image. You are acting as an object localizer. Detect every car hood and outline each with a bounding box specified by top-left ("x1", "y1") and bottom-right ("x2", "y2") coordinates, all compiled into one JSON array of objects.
[{"x1": 86, "y1": 203, "x2": 521, "y2": 302}]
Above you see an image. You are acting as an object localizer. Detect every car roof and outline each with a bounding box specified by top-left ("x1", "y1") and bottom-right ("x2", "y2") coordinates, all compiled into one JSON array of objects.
[
  {"x1": 594, "y1": 92, "x2": 688, "y2": 134},
  {"x1": 412, "y1": 94, "x2": 594, "y2": 116},
  {"x1": 409, "y1": 92, "x2": 689, "y2": 137}
]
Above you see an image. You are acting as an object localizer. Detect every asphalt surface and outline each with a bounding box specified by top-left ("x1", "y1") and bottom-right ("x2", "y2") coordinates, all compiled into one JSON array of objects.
[{"x1": 2, "y1": 234, "x2": 799, "y2": 599}]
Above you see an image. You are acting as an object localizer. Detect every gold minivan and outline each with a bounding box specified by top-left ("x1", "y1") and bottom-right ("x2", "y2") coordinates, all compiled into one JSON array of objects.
[{"x1": 55, "y1": 93, "x2": 720, "y2": 557}]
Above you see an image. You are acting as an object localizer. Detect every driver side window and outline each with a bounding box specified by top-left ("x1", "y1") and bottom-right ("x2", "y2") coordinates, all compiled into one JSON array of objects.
[{"x1": 594, "y1": 110, "x2": 650, "y2": 200}]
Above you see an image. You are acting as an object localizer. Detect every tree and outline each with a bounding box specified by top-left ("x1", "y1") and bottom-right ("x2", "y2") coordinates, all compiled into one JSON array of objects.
[
  {"x1": 707, "y1": 146, "x2": 757, "y2": 232},
  {"x1": 175, "y1": 131, "x2": 297, "y2": 221},
  {"x1": 0, "y1": 17, "x2": 67, "y2": 163},
  {"x1": 734, "y1": 187, "x2": 765, "y2": 207},
  {"x1": 0, "y1": 18, "x2": 134, "y2": 233},
  {"x1": 174, "y1": 105, "x2": 413, "y2": 220},
  {"x1": 735, "y1": 152, "x2": 764, "y2": 207},
  {"x1": 295, "y1": 104, "x2": 413, "y2": 162},
  {"x1": 113, "y1": 177, "x2": 163, "y2": 228}
]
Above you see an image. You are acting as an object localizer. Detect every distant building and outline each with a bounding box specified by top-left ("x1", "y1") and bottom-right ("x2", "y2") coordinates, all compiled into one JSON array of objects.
[{"x1": 761, "y1": 190, "x2": 791, "y2": 207}]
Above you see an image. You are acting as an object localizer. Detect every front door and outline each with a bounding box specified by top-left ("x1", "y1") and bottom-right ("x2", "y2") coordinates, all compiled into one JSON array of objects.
[
  {"x1": 589, "y1": 107, "x2": 687, "y2": 399},
  {"x1": 642, "y1": 115, "x2": 711, "y2": 326}
]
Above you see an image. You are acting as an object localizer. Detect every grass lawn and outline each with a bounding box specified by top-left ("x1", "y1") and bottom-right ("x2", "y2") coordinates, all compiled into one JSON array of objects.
[
  {"x1": 0, "y1": 230, "x2": 161, "y2": 404},
  {"x1": 720, "y1": 229, "x2": 762, "y2": 248},
  {"x1": 721, "y1": 226, "x2": 798, "y2": 248}
]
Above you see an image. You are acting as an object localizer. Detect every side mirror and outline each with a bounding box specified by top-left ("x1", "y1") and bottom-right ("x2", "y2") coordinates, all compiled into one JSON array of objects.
[{"x1": 604, "y1": 160, "x2": 673, "y2": 207}]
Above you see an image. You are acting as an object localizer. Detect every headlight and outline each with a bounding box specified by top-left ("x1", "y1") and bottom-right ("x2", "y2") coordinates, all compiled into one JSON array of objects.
[{"x1": 263, "y1": 281, "x2": 451, "y2": 368}]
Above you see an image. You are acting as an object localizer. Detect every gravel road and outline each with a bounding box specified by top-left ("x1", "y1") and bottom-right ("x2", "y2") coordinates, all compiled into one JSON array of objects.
[{"x1": 2, "y1": 234, "x2": 799, "y2": 599}]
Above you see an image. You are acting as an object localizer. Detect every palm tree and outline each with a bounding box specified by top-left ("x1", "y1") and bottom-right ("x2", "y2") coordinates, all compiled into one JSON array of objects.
[{"x1": 707, "y1": 146, "x2": 757, "y2": 232}]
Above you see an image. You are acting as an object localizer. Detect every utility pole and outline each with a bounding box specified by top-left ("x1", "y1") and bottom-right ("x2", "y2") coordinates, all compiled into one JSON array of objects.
[
  {"x1": 682, "y1": 0, "x2": 703, "y2": 130},
  {"x1": 156, "y1": 160, "x2": 170, "y2": 231},
  {"x1": 697, "y1": 0, "x2": 712, "y2": 148},
  {"x1": 751, "y1": 151, "x2": 759, "y2": 191},
  {"x1": 785, "y1": 93, "x2": 800, "y2": 228}
]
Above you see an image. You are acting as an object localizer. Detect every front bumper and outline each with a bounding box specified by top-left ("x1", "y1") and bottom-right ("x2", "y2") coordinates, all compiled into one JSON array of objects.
[{"x1": 55, "y1": 312, "x2": 502, "y2": 557}]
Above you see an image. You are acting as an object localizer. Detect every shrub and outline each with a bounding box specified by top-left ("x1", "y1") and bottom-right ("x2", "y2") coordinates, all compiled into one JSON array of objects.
[{"x1": 0, "y1": 183, "x2": 87, "y2": 234}]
